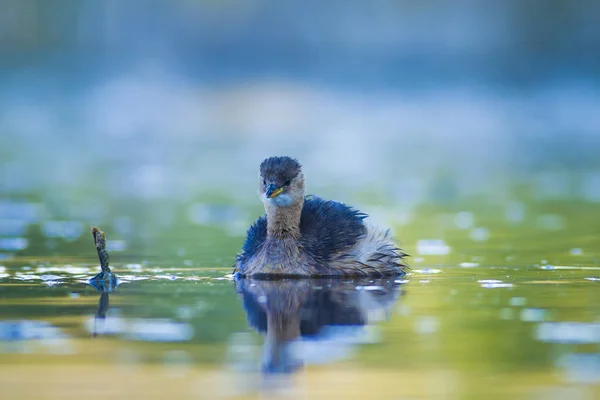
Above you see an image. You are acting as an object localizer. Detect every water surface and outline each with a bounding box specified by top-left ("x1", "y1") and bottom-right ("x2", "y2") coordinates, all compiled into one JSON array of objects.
[{"x1": 1, "y1": 257, "x2": 599, "y2": 399}]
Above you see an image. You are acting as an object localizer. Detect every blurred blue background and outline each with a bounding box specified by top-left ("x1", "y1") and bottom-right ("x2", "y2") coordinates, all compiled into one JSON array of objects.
[
  {"x1": 1, "y1": 3, "x2": 600, "y2": 399},
  {"x1": 1, "y1": 0, "x2": 599, "y2": 262}
]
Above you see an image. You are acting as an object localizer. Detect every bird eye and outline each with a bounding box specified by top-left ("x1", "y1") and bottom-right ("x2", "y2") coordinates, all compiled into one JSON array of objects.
[
  {"x1": 284, "y1": 178, "x2": 291, "y2": 186},
  {"x1": 263, "y1": 179, "x2": 266, "y2": 185}
]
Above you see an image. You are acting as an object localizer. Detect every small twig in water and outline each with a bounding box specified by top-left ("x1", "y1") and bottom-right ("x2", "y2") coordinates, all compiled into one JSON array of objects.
[{"x1": 91, "y1": 226, "x2": 111, "y2": 274}]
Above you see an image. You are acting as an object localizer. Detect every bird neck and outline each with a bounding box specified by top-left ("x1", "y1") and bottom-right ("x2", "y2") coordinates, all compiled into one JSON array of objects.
[{"x1": 265, "y1": 201, "x2": 303, "y2": 239}]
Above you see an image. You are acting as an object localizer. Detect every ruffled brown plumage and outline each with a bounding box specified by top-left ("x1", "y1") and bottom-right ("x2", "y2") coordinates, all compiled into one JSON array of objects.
[{"x1": 234, "y1": 157, "x2": 409, "y2": 278}]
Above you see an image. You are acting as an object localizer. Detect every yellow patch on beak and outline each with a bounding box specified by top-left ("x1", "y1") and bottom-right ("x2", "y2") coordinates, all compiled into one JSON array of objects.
[{"x1": 267, "y1": 187, "x2": 284, "y2": 198}]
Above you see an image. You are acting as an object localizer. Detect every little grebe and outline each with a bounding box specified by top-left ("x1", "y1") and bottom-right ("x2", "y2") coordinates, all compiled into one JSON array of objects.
[{"x1": 233, "y1": 157, "x2": 408, "y2": 278}]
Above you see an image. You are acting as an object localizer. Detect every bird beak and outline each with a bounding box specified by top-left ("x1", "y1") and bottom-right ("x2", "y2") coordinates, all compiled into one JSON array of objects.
[{"x1": 266, "y1": 184, "x2": 283, "y2": 198}]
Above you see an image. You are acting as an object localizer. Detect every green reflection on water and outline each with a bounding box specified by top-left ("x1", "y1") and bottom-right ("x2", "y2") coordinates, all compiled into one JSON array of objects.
[{"x1": 0, "y1": 197, "x2": 599, "y2": 398}]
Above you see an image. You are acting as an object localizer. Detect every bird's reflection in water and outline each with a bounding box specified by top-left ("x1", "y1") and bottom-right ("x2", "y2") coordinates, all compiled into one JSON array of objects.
[
  {"x1": 85, "y1": 272, "x2": 120, "y2": 338},
  {"x1": 233, "y1": 276, "x2": 405, "y2": 385}
]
